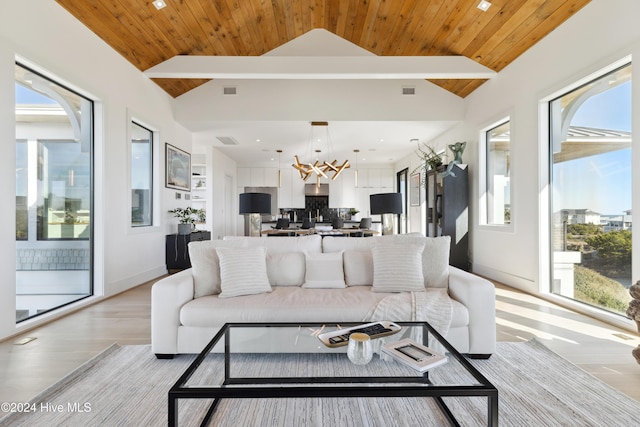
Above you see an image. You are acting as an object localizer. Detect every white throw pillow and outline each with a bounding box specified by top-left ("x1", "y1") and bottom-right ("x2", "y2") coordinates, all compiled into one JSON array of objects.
[
  {"x1": 343, "y1": 250, "x2": 373, "y2": 286},
  {"x1": 371, "y1": 243, "x2": 425, "y2": 292},
  {"x1": 378, "y1": 234, "x2": 451, "y2": 288},
  {"x1": 302, "y1": 251, "x2": 346, "y2": 289},
  {"x1": 188, "y1": 239, "x2": 247, "y2": 298},
  {"x1": 266, "y1": 252, "x2": 306, "y2": 286},
  {"x1": 422, "y1": 236, "x2": 451, "y2": 288},
  {"x1": 217, "y1": 246, "x2": 272, "y2": 298}
]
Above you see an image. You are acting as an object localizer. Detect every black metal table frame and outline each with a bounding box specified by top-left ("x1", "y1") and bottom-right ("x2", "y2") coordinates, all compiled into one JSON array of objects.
[{"x1": 168, "y1": 321, "x2": 498, "y2": 427}]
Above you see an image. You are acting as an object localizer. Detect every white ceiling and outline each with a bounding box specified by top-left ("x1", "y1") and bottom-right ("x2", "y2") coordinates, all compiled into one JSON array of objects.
[
  {"x1": 192, "y1": 120, "x2": 459, "y2": 166},
  {"x1": 185, "y1": 30, "x2": 466, "y2": 166}
]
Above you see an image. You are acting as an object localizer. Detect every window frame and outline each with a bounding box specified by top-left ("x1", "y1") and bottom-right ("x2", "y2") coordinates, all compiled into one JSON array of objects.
[
  {"x1": 546, "y1": 61, "x2": 632, "y2": 318},
  {"x1": 130, "y1": 120, "x2": 155, "y2": 228},
  {"x1": 15, "y1": 60, "x2": 96, "y2": 322},
  {"x1": 479, "y1": 117, "x2": 514, "y2": 231}
]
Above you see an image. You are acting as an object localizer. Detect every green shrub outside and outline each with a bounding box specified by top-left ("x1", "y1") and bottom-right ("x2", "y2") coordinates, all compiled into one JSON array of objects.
[{"x1": 574, "y1": 264, "x2": 631, "y2": 314}]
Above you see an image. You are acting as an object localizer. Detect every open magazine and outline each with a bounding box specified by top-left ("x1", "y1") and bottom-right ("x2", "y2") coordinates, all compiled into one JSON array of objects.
[{"x1": 381, "y1": 338, "x2": 448, "y2": 372}]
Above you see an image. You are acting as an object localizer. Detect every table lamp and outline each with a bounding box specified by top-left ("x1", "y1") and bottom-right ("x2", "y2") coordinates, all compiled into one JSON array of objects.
[
  {"x1": 370, "y1": 193, "x2": 402, "y2": 235},
  {"x1": 239, "y1": 192, "x2": 272, "y2": 237}
]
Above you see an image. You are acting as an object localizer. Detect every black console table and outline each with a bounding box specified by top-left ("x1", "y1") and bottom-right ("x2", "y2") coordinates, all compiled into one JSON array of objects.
[{"x1": 166, "y1": 231, "x2": 211, "y2": 273}]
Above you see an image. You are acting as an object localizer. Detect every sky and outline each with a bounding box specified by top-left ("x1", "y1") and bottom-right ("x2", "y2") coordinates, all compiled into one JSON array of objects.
[{"x1": 554, "y1": 80, "x2": 632, "y2": 216}]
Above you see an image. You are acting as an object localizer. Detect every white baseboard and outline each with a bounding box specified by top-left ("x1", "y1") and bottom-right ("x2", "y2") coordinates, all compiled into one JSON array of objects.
[
  {"x1": 106, "y1": 265, "x2": 167, "y2": 296},
  {"x1": 472, "y1": 264, "x2": 538, "y2": 294}
]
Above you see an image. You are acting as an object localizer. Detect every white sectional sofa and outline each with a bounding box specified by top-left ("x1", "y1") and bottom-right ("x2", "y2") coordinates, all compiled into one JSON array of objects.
[{"x1": 151, "y1": 234, "x2": 496, "y2": 358}]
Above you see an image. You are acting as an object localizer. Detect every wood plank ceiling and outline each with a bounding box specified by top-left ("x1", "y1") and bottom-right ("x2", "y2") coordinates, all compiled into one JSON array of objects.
[{"x1": 55, "y1": 0, "x2": 591, "y2": 98}]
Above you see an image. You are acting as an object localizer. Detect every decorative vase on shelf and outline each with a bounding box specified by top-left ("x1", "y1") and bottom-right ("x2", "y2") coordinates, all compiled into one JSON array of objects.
[{"x1": 178, "y1": 223, "x2": 192, "y2": 235}]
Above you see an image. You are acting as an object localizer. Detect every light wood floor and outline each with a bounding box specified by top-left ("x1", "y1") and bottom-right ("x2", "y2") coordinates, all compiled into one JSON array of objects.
[{"x1": 0, "y1": 278, "x2": 639, "y2": 405}]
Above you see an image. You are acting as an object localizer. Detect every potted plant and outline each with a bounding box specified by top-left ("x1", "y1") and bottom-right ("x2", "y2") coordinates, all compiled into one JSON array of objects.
[
  {"x1": 169, "y1": 207, "x2": 206, "y2": 235},
  {"x1": 412, "y1": 141, "x2": 444, "y2": 186},
  {"x1": 416, "y1": 142, "x2": 443, "y2": 171},
  {"x1": 348, "y1": 208, "x2": 360, "y2": 220}
]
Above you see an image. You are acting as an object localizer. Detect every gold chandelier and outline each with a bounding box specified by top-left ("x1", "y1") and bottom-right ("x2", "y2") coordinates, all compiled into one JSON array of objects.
[{"x1": 292, "y1": 121, "x2": 350, "y2": 182}]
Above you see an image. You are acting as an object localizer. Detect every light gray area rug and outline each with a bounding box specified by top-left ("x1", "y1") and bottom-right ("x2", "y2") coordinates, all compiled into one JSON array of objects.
[{"x1": 1, "y1": 339, "x2": 639, "y2": 426}]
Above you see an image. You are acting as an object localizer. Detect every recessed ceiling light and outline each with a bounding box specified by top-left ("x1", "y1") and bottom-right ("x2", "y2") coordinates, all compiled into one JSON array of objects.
[
  {"x1": 477, "y1": 0, "x2": 491, "y2": 12},
  {"x1": 152, "y1": 0, "x2": 167, "y2": 10},
  {"x1": 256, "y1": 139, "x2": 261, "y2": 142}
]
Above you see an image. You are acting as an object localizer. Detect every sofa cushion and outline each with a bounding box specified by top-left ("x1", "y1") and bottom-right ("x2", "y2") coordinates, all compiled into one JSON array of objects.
[
  {"x1": 371, "y1": 243, "x2": 425, "y2": 292},
  {"x1": 266, "y1": 252, "x2": 305, "y2": 286},
  {"x1": 302, "y1": 251, "x2": 346, "y2": 289},
  {"x1": 217, "y1": 246, "x2": 272, "y2": 298},
  {"x1": 179, "y1": 286, "x2": 470, "y2": 329},
  {"x1": 188, "y1": 239, "x2": 247, "y2": 297},
  {"x1": 343, "y1": 251, "x2": 373, "y2": 286},
  {"x1": 180, "y1": 286, "x2": 395, "y2": 326},
  {"x1": 322, "y1": 236, "x2": 376, "y2": 253},
  {"x1": 223, "y1": 235, "x2": 322, "y2": 253}
]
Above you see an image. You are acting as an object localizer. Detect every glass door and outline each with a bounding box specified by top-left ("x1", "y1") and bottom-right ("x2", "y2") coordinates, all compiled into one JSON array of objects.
[{"x1": 15, "y1": 63, "x2": 94, "y2": 322}]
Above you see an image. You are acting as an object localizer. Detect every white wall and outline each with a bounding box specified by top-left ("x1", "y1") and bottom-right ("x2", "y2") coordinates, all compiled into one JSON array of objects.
[
  {"x1": 0, "y1": 1, "x2": 187, "y2": 340},
  {"x1": 209, "y1": 147, "x2": 238, "y2": 239},
  {"x1": 462, "y1": 0, "x2": 640, "y2": 313},
  {"x1": 175, "y1": 78, "x2": 463, "y2": 124}
]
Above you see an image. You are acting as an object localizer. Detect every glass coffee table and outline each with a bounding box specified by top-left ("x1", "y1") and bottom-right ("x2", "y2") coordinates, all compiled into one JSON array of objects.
[{"x1": 168, "y1": 321, "x2": 498, "y2": 427}]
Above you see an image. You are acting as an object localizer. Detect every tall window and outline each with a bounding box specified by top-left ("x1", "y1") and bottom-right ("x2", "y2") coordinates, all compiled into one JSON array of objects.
[
  {"x1": 397, "y1": 168, "x2": 408, "y2": 234},
  {"x1": 485, "y1": 121, "x2": 511, "y2": 225},
  {"x1": 131, "y1": 121, "x2": 153, "y2": 227},
  {"x1": 15, "y1": 62, "x2": 94, "y2": 322},
  {"x1": 549, "y1": 63, "x2": 632, "y2": 317},
  {"x1": 16, "y1": 140, "x2": 28, "y2": 240}
]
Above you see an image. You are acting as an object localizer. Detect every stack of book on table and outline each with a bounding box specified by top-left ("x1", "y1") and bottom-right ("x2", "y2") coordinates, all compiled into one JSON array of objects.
[{"x1": 381, "y1": 338, "x2": 448, "y2": 372}]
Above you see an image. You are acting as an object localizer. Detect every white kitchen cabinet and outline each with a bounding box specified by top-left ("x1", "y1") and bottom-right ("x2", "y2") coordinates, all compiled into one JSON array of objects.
[
  {"x1": 380, "y1": 168, "x2": 394, "y2": 188},
  {"x1": 250, "y1": 168, "x2": 264, "y2": 186},
  {"x1": 277, "y1": 168, "x2": 306, "y2": 208},
  {"x1": 367, "y1": 168, "x2": 381, "y2": 188},
  {"x1": 340, "y1": 169, "x2": 356, "y2": 207},
  {"x1": 263, "y1": 167, "x2": 279, "y2": 187},
  {"x1": 291, "y1": 173, "x2": 305, "y2": 207},
  {"x1": 278, "y1": 168, "x2": 292, "y2": 208},
  {"x1": 237, "y1": 168, "x2": 251, "y2": 188}
]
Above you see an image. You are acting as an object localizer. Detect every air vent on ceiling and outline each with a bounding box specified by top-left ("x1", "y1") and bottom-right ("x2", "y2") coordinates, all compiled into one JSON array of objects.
[
  {"x1": 223, "y1": 86, "x2": 237, "y2": 95},
  {"x1": 216, "y1": 136, "x2": 240, "y2": 146},
  {"x1": 402, "y1": 86, "x2": 416, "y2": 95}
]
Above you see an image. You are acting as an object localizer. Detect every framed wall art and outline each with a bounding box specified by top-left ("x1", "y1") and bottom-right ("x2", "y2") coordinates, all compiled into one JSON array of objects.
[
  {"x1": 165, "y1": 143, "x2": 191, "y2": 191},
  {"x1": 410, "y1": 172, "x2": 421, "y2": 206}
]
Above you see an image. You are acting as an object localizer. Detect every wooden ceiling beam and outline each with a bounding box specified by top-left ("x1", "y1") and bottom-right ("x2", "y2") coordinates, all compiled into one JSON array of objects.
[{"x1": 144, "y1": 55, "x2": 497, "y2": 80}]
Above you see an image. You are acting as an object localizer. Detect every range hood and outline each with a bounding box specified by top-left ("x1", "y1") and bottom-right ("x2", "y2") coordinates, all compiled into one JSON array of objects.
[{"x1": 305, "y1": 183, "x2": 329, "y2": 196}]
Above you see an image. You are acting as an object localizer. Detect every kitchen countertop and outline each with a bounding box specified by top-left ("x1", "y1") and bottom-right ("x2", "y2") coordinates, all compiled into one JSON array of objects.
[{"x1": 263, "y1": 220, "x2": 380, "y2": 224}]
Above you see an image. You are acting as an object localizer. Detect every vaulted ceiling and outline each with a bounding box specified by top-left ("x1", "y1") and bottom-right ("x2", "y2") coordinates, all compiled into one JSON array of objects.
[{"x1": 55, "y1": 0, "x2": 590, "y2": 99}]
